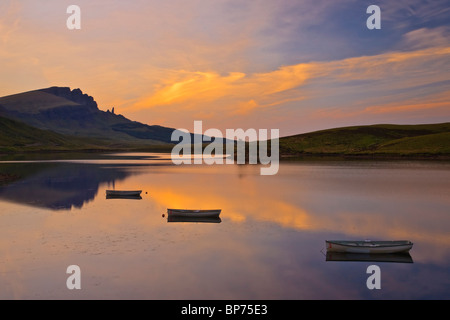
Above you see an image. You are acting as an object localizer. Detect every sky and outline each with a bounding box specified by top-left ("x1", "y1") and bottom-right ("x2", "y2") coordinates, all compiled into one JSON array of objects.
[{"x1": 0, "y1": 0, "x2": 449, "y2": 136}]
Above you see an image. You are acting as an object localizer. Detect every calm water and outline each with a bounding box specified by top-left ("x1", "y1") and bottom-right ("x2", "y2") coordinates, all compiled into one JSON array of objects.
[{"x1": 0, "y1": 153, "x2": 449, "y2": 299}]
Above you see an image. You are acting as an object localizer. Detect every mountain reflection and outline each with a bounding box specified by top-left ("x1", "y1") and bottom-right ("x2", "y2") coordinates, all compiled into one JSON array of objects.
[{"x1": 0, "y1": 163, "x2": 133, "y2": 210}]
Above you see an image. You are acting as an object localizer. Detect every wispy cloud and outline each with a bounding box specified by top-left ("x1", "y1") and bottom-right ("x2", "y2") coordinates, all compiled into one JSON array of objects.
[
  {"x1": 0, "y1": 0, "x2": 21, "y2": 44},
  {"x1": 380, "y1": 0, "x2": 450, "y2": 23},
  {"x1": 400, "y1": 27, "x2": 450, "y2": 50}
]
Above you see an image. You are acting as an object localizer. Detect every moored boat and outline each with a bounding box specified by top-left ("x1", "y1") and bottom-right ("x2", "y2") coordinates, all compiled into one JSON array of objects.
[
  {"x1": 325, "y1": 240, "x2": 413, "y2": 254},
  {"x1": 167, "y1": 209, "x2": 221, "y2": 218}
]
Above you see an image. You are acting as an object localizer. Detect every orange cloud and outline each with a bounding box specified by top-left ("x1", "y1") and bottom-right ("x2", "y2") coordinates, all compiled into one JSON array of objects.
[
  {"x1": 130, "y1": 64, "x2": 312, "y2": 114},
  {"x1": 311, "y1": 90, "x2": 450, "y2": 121},
  {"x1": 315, "y1": 46, "x2": 450, "y2": 84},
  {"x1": 134, "y1": 71, "x2": 246, "y2": 108},
  {"x1": 0, "y1": 0, "x2": 21, "y2": 44},
  {"x1": 365, "y1": 98, "x2": 450, "y2": 115}
]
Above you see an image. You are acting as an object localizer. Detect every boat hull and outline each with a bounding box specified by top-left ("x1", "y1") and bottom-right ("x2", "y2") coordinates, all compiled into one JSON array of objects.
[
  {"x1": 326, "y1": 240, "x2": 413, "y2": 254},
  {"x1": 167, "y1": 209, "x2": 221, "y2": 218}
]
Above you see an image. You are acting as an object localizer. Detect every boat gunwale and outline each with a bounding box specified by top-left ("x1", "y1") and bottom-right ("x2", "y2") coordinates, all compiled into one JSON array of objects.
[
  {"x1": 167, "y1": 209, "x2": 221, "y2": 213},
  {"x1": 325, "y1": 240, "x2": 413, "y2": 248}
]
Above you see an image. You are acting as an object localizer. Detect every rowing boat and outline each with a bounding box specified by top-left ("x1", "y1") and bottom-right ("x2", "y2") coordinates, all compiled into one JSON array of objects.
[
  {"x1": 167, "y1": 209, "x2": 221, "y2": 218},
  {"x1": 106, "y1": 190, "x2": 142, "y2": 197},
  {"x1": 325, "y1": 240, "x2": 413, "y2": 254}
]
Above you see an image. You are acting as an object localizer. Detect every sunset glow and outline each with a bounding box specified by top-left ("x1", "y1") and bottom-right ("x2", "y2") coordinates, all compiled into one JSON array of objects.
[{"x1": 1, "y1": 0, "x2": 449, "y2": 135}]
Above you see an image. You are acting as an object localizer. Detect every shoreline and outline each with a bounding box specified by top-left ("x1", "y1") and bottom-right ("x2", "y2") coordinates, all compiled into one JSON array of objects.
[
  {"x1": 1, "y1": 148, "x2": 450, "y2": 163},
  {"x1": 0, "y1": 173, "x2": 21, "y2": 184},
  {"x1": 279, "y1": 153, "x2": 450, "y2": 161}
]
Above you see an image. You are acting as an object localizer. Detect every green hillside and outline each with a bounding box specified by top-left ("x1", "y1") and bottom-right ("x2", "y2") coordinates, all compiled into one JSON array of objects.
[
  {"x1": 0, "y1": 116, "x2": 176, "y2": 154},
  {"x1": 0, "y1": 115, "x2": 108, "y2": 152},
  {"x1": 0, "y1": 90, "x2": 79, "y2": 114},
  {"x1": 279, "y1": 123, "x2": 450, "y2": 158}
]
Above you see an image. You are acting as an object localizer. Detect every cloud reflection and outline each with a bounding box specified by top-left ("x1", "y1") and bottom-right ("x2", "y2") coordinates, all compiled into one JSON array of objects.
[{"x1": 129, "y1": 162, "x2": 450, "y2": 261}]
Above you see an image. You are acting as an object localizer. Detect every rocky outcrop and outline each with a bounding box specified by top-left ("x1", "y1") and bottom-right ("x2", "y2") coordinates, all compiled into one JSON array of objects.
[{"x1": 39, "y1": 87, "x2": 98, "y2": 110}]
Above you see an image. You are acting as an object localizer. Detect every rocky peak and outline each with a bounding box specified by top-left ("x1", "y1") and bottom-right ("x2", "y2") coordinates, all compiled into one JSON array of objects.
[{"x1": 39, "y1": 87, "x2": 98, "y2": 110}]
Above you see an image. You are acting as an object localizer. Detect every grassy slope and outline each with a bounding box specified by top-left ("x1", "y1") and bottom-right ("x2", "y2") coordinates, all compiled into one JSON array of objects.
[
  {"x1": 279, "y1": 123, "x2": 450, "y2": 157},
  {"x1": 0, "y1": 115, "x2": 107, "y2": 152},
  {"x1": 0, "y1": 116, "x2": 174, "y2": 154},
  {"x1": 0, "y1": 90, "x2": 79, "y2": 114}
]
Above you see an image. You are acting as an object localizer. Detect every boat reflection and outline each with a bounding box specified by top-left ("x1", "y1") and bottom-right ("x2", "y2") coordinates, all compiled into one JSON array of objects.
[
  {"x1": 106, "y1": 195, "x2": 142, "y2": 200},
  {"x1": 167, "y1": 216, "x2": 222, "y2": 224},
  {"x1": 165, "y1": 208, "x2": 222, "y2": 223},
  {"x1": 106, "y1": 190, "x2": 143, "y2": 200},
  {"x1": 326, "y1": 251, "x2": 414, "y2": 263}
]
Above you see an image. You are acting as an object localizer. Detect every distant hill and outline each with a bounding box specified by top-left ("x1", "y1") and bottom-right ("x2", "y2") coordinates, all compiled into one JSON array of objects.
[
  {"x1": 0, "y1": 86, "x2": 177, "y2": 145},
  {"x1": 279, "y1": 123, "x2": 450, "y2": 158}
]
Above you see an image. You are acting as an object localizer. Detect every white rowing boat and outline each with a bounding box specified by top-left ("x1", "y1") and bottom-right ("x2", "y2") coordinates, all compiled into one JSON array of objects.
[
  {"x1": 325, "y1": 240, "x2": 413, "y2": 254},
  {"x1": 167, "y1": 209, "x2": 221, "y2": 218}
]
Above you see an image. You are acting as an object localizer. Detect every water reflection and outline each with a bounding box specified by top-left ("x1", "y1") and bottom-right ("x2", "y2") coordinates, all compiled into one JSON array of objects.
[
  {"x1": 130, "y1": 162, "x2": 450, "y2": 263},
  {"x1": 0, "y1": 162, "x2": 134, "y2": 210},
  {"x1": 0, "y1": 155, "x2": 449, "y2": 299},
  {"x1": 106, "y1": 195, "x2": 142, "y2": 200}
]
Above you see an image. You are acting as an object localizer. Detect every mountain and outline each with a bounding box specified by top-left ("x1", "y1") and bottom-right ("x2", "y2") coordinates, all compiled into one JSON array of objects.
[
  {"x1": 0, "y1": 86, "x2": 177, "y2": 145},
  {"x1": 279, "y1": 123, "x2": 450, "y2": 158}
]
